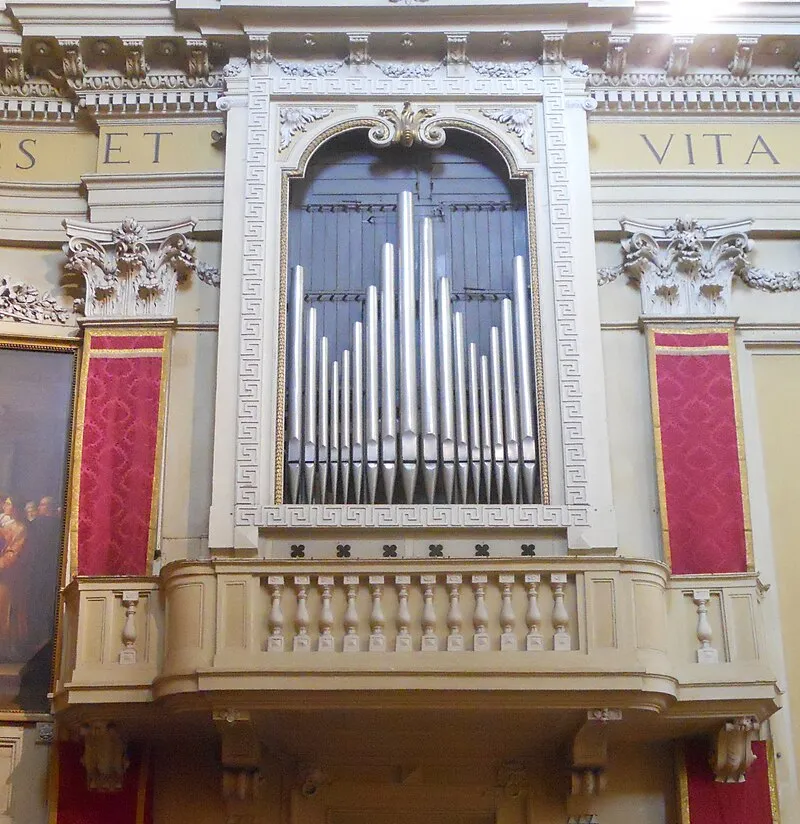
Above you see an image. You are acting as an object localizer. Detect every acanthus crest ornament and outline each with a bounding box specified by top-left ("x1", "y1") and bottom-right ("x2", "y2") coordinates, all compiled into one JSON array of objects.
[
  {"x1": 0, "y1": 276, "x2": 71, "y2": 325},
  {"x1": 278, "y1": 107, "x2": 334, "y2": 152},
  {"x1": 480, "y1": 108, "x2": 536, "y2": 153},
  {"x1": 597, "y1": 218, "x2": 752, "y2": 316},
  {"x1": 368, "y1": 102, "x2": 445, "y2": 149},
  {"x1": 599, "y1": 217, "x2": 800, "y2": 313},
  {"x1": 63, "y1": 217, "x2": 197, "y2": 319}
]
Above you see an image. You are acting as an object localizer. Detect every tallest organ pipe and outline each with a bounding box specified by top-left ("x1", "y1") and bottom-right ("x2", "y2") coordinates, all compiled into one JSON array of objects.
[{"x1": 398, "y1": 191, "x2": 419, "y2": 503}]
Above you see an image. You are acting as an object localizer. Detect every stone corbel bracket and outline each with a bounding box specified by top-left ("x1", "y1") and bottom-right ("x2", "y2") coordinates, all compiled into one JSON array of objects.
[
  {"x1": 213, "y1": 709, "x2": 261, "y2": 804},
  {"x1": 80, "y1": 721, "x2": 129, "y2": 792},
  {"x1": 570, "y1": 709, "x2": 622, "y2": 798},
  {"x1": 63, "y1": 217, "x2": 197, "y2": 320},
  {"x1": 711, "y1": 716, "x2": 760, "y2": 783}
]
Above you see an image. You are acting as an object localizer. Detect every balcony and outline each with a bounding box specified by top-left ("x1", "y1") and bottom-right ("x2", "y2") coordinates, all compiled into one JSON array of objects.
[{"x1": 54, "y1": 556, "x2": 779, "y2": 740}]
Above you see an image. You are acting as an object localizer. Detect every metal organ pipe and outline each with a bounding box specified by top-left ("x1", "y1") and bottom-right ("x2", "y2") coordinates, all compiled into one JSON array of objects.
[
  {"x1": 303, "y1": 306, "x2": 318, "y2": 503},
  {"x1": 285, "y1": 190, "x2": 538, "y2": 507},
  {"x1": 501, "y1": 299, "x2": 520, "y2": 504},
  {"x1": 287, "y1": 265, "x2": 304, "y2": 504},
  {"x1": 397, "y1": 191, "x2": 419, "y2": 503},
  {"x1": 453, "y1": 313, "x2": 469, "y2": 504},
  {"x1": 352, "y1": 322, "x2": 364, "y2": 504},
  {"x1": 513, "y1": 256, "x2": 537, "y2": 504},
  {"x1": 365, "y1": 286, "x2": 380, "y2": 504},
  {"x1": 381, "y1": 242, "x2": 397, "y2": 503},
  {"x1": 438, "y1": 277, "x2": 456, "y2": 504},
  {"x1": 318, "y1": 336, "x2": 330, "y2": 503},
  {"x1": 419, "y1": 216, "x2": 439, "y2": 504},
  {"x1": 489, "y1": 327, "x2": 506, "y2": 502}
]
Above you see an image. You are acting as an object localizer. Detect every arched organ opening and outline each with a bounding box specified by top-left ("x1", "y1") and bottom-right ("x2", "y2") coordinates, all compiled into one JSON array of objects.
[{"x1": 284, "y1": 134, "x2": 539, "y2": 506}]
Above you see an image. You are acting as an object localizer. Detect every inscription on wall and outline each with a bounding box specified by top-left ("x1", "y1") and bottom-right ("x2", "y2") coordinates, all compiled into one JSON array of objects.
[
  {"x1": 0, "y1": 123, "x2": 224, "y2": 183},
  {"x1": 590, "y1": 122, "x2": 800, "y2": 173}
]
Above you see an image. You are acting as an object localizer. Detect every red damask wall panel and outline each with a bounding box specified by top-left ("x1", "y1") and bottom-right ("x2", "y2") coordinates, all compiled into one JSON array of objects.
[
  {"x1": 72, "y1": 328, "x2": 170, "y2": 576},
  {"x1": 51, "y1": 741, "x2": 153, "y2": 824},
  {"x1": 679, "y1": 740, "x2": 778, "y2": 824},
  {"x1": 648, "y1": 327, "x2": 751, "y2": 575}
]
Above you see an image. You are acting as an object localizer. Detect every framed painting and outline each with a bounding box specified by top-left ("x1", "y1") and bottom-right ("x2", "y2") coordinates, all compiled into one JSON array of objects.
[{"x1": 0, "y1": 338, "x2": 77, "y2": 714}]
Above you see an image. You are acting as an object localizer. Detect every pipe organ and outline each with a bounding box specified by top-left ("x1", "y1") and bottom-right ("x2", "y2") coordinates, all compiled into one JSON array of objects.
[{"x1": 286, "y1": 190, "x2": 539, "y2": 506}]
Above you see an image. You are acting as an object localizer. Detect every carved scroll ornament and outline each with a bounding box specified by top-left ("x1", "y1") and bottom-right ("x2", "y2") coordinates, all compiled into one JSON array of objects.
[
  {"x1": 63, "y1": 217, "x2": 196, "y2": 319},
  {"x1": 368, "y1": 102, "x2": 446, "y2": 149}
]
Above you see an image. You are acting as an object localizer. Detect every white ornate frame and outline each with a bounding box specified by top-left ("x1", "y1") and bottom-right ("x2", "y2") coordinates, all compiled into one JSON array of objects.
[{"x1": 210, "y1": 58, "x2": 616, "y2": 553}]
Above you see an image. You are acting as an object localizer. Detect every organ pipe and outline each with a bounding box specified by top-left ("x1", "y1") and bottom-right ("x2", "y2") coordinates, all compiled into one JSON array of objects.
[
  {"x1": 397, "y1": 191, "x2": 419, "y2": 503},
  {"x1": 287, "y1": 265, "x2": 304, "y2": 504},
  {"x1": 419, "y1": 216, "x2": 439, "y2": 504},
  {"x1": 285, "y1": 190, "x2": 538, "y2": 506}
]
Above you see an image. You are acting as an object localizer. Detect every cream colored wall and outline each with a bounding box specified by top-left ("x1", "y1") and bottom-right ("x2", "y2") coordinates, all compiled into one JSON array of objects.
[
  {"x1": 751, "y1": 353, "x2": 800, "y2": 819},
  {"x1": 0, "y1": 726, "x2": 50, "y2": 824}
]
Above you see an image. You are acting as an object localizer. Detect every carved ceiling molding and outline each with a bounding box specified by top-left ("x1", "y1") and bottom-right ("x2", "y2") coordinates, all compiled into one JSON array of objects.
[
  {"x1": 480, "y1": 108, "x2": 536, "y2": 153},
  {"x1": 0, "y1": 276, "x2": 72, "y2": 325},
  {"x1": 599, "y1": 217, "x2": 800, "y2": 316},
  {"x1": 710, "y1": 717, "x2": 759, "y2": 783},
  {"x1": 63, "y1": 216, "x2": 197, "y2": 320},
  {"x1": 278, "y1": 106, "x2": 334, "y2": 152},
  {"x1": 368, "y1": 101, "x2": 445, "y2": 148}
]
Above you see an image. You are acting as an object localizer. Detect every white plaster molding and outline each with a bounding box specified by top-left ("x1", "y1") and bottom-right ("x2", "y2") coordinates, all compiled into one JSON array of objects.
[
  {"x1": 666, "y1": 36, "x2": 693, "y2": 78},
  {"x1": 711, "y1": 717, "x2": 759, "y2": 783},
  {"x1": 470, "y1": 61, "x2": 539, "y2": 78},
  {"x1": 603, "y1": 36, "x2": 630, "y2": 79},
  {"x1": 542, "y1": 64, "x2": 589, "y2": 509},
  {"x1": 275, "y1": 60, "x2": 345, "y2": 77},
  {"x1": 279, "y1": 106, "x2": 334, "y2": 152},
  {"x1": 375, "y1": 61, "x2": 443, "y2": 79},
  {"x1": 368, "y1": 102, "x2": 445, "y2": 148},
  {"x1": 63, "y1": 216, "x2": 197, "y2": 319},
  {"x1": 260, "y1": 504, "x2": 589, "y2": 529},
  {"x1": 197, "y1": 261, "x2": 221, "y2": 287},
  {"x1": 0, "y1": 276, "x2": 71, "y2": 325},
  {"x1": 480, "y1": 108, "x2": 536, "y2": 152},
  {"x1": 599, "y1": 217, "x2": 800, "y2": 314}
]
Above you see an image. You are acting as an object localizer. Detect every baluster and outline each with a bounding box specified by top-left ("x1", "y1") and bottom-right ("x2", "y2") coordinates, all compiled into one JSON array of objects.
[
  {"x1": 266, "y1": 575, "x2": 285, "y2": 652},
  {"x1": 551, "y1": 573, "x2": 571, "y2": 651},
  {"x1": 446, "y1": 574, "x2": 464, "y2": 651},
  {"x1": 524, "y1": 573, "x2": 544, "y2": 651},
  {"x1": 421, "y1": 574, "x2": 438, "y2": 651},
  {"x1": 343, "y1": 575, "x2": 360, "y2": 652},
  {"x1": 369, "y1": 576, "x2": 386, "y2": 652},
  {"x1": 118, "y1": 590, "x2": 139, "y2": 665},
  {"x1": 472, "y1": 574, "x2": 490, "y2": 651},
  {"x1": 395, "y1": 575, "x2": 412, "y2": 652},
  {"x1": 499, "y1": 574, "x2": 517, "y2": 651},
  {"x1": 293, "y1": 576, "x2": 311, "y2": 651},
  {"x1": 318, "y1": 576, "x2": 335, "y2": 652},
  {"x1": 693, "y1": 589, "x2": 719, "y2": 664}
]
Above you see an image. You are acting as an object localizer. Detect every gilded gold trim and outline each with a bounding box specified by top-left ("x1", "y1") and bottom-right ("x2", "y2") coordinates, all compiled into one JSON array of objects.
[
  {"x1": 728, "y1": 327, "x2": 755, "y2": 571},
  {"x1": 273, "y1": 116, "x2": 549, "y2": 506},
  {"x1": 675, "y1": 741, "x2": 690, "y2": 824},
  {"x1": 70, "y1": 326, "x2": 171, "y2": 577},
  {"x1": 47, "y1": 740, "x2": 60, "y2": 824},
  {"x1": 0, "y1": 336, "x2": 78, "y2": 717},
  {"x1": 646, "y1": 325, "x2": 672, "y2": 567},
  {"x1": 767, "y1": 739, "x2": 781, "y2": 823},
  {"x1": 136, "y1": 745, "x2": 151, "y2": 824}
]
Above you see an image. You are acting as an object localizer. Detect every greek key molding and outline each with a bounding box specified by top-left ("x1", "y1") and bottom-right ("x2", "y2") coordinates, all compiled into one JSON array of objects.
[
  {"x1": 261, "y1": 505, "x2": 588, "y2": 529},
  {"x1": 542, "y1": 64, "x2": 589, "y2": 508}
]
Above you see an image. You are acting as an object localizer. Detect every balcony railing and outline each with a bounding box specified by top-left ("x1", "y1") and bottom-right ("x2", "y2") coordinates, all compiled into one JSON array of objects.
[{"x1": 53, "y1": 558, "x2": 777, "y2": 719}]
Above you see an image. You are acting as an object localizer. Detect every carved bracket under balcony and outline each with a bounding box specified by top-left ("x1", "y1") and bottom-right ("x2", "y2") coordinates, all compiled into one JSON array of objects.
[
  {"x1": 80, "y1": 721, "x2": 129, "y2": 792},
  {"x1": 599, "y1": 217, "x2": 800, "y2": 315},
  {"x1": 63, "y1": 217, "x2": 197, "y2": 320},
  {"x1": 213, "y1": 709, "x2": 261, "y2": 808},
  {"x1": 711, "y1": 716, "x2": 760, "y2": 783},
  {"x1": 570, "y1": 709, "x2": 622, "y2": 797}
]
